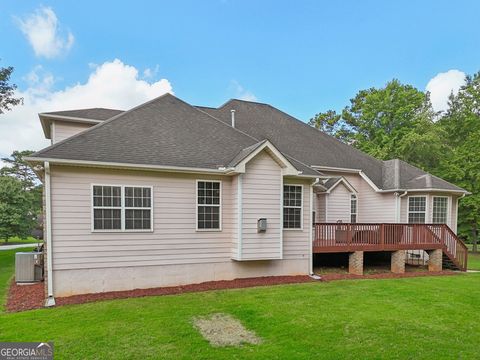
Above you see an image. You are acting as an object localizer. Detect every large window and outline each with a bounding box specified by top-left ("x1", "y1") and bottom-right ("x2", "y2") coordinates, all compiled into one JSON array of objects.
[
  {"x1": 432, "y1": 196, "x2": 448, "y2": 224},
  {"x1": 283, "y1": 185, "x2": 303, "y2": 229},
  {"x1": 350, "y1": 194, "x2": 357, "y2": 223},
  {"x1": 92, "y1": 185, "x2": 153, "y2": 231},
  {"x1": 197, "y1": 181, "x2": 221, "y2": 230},
  {"x1": 408, "y1": 196, "x2": 426, "y2": 224}
]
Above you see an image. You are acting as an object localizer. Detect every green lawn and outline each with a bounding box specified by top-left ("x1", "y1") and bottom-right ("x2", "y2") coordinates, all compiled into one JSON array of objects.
[
  {"x1": 0, "y1": 247, "x2": 35, "y2": 311},
  {"x1": 0, "y1": 236, "x2": 43, "y2": 245},
  {"x1": 468, "y1": 251, "x2": 480, "y2": 271},
  {"x1": 0, "y1": 272, "x2": 479, "y2": 359}
]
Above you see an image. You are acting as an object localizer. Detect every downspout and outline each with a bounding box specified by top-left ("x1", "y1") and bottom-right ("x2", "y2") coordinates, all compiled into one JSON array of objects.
[
  {"x1": 237, "y1": 174, "x2": 243, "y2": 260},
  {"x1": 44, "y1": 162, "x2": 55, "y2": 307},
  {"x1": 395, "y1": 190, "x2": 408, "y2": 223},
  {"x1": 309, "y1": 178, "x2": 320, "y2": 275}
]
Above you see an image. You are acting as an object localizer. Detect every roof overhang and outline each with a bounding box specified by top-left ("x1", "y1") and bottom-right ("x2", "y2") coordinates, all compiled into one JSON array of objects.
[
  {"x1": 39, "y1": 113, "x2": 103, "y2": 139},
  {"x1": 25, "y1": 157, "x2": 231, "y2": 176}
]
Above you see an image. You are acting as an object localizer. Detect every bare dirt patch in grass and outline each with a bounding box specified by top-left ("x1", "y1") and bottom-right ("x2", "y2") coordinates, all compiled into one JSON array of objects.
[{"x1": 193, "y1": 313, "x2": 261, "y2": 347}]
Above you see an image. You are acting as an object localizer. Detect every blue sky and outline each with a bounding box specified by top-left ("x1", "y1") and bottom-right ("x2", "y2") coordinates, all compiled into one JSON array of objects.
[{"x1": 0, "y1": 0, "x2": 479, "y2": 155}]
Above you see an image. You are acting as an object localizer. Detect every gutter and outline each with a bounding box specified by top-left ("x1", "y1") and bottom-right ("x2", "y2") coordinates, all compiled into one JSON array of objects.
[
  {"x1": 395, "y1": 191, "x2": 408, "y2": 223},
  {"x1": 44, "y1": 162, "x2": 55, "y2": 307}
]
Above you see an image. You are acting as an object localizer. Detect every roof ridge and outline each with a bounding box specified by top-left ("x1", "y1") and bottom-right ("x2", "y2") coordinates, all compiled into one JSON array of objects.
[
  {"x1": 219, "y1": 98, "x2": 273, "y2": 108},
  {"x1": 32, "y1": 93, "x2": 174, "y2": 157}
]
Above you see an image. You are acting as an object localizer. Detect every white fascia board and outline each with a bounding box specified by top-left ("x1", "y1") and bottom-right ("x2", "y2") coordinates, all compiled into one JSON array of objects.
[{"x1": 24, "y1": 157, "x2": 229, "y2": 175}]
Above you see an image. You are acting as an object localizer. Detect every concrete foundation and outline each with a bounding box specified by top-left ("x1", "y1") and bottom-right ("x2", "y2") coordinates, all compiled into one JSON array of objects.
[
  {"x1": 391, "y1": 250, "x2": 406, "y2": 273},
  {"x1": 427, "y1": 249, "x2": 443, "y2": 272},
  {"x1": 348, "y1": 251, "x2": 363, "y2": 275},
  {"x1": 52, "y1": 259, "x2": 309, "y2": 297}
]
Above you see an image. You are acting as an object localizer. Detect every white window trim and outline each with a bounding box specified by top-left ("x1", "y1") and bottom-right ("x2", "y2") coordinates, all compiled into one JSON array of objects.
[
  {"x1": 91, "y1": 184, "x2": 154, "y2": 233},
  {"x1": 432, "y1": 195, "x2": 449, "y2": 225},
  {"x1": 283, "y1": 184, "x2": 303, "y2": 231},
  {"x1": 196, "y1": 180, "x2": 222, "y2": 232},
  {"x1": 407, "y1": 195, "x2": 427, "y2": 224},
  {"x1": 350, "y1": 193, "x2": 358, "y2": 223}
]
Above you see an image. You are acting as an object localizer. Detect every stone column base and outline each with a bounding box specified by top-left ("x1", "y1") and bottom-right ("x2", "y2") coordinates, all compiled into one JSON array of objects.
[
  {"x1": 349, "y1": 251, "x2": 364, "y2": 275},
  {"x1": 391, "y1": 250, "x2": 406, "y2": 273},
  {"x1": 427, "y1": 249, "x2": 442, "y2": 272}
]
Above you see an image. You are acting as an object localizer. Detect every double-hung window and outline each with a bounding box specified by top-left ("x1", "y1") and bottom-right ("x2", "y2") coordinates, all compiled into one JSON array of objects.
[
  {"x1": 93, "y1": 185, "x2": 122, "y2": 230},
  {"x1": 432, "y1": 196, "x2": 448, "y2": 224},
  {"x1": 350, "y1": 194, "x2": 357, "y2": 223},
  {"x1": 125, "y1": 187, "x2": 152, "y2": 230},
  {"x1": 408, "y1": 196, "x2": 426, "y2": 224},
  {"x1": 92, "y1": 185, "x2": 153, "y2": 231},
  {"x1": 197, "y1": 181, "x2": 221, "y2": 230},
  {"x1": 283, "y1": 185, "x2": 303, "y2": 229}
]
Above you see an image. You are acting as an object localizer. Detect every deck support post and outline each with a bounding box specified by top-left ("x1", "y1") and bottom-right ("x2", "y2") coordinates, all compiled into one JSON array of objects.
[
  {"x1": 427, "y1": 249, "x2": 442, "y2": 272},
  {"x1": 391, "y1": 250, "x2": 406, "y2": 273},
  {"x1": 348, "y1": 251, "x2": 363, "y2": 275}
]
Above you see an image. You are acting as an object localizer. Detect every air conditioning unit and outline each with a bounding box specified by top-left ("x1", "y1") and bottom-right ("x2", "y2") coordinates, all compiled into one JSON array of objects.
[{"x1": 15, "y1": 252, "x2": 44, "y2": 283}]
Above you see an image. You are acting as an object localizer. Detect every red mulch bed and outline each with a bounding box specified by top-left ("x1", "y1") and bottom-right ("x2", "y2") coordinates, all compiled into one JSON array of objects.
[
  {"x1": 5, "y1": 271, "x2": 461, "y2": 312},
  {"x1": 56, "y1": 275, "x2": 313, "y2": 306},
  {"x1": 319, "y1": 270, "x2": 460, "y2": 281},
  {"x1": 6, "y1": 279, "x2": 44, "y2": 312}
]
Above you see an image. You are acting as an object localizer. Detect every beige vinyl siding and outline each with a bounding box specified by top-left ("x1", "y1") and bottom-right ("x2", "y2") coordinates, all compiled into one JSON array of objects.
[
  {"x1": 50, "y1": 165, "x2": 234, "y2": 270},
  {"x1": 315, "y1": 193, "x2": 326, "y2": 222},
  {"x1": 283, "y1": 178, "x2": 311, "y2": 260},
  {"x1": 53, "y1": 120, "x2": 93, "y2": 144},
  {"x1": 452, "y1": 196, "x2": 458, "y2": 233},
  {"x1": 322, "y1": 172, "x2": 396, "y2": 223},
  {"x1": 240, "y1": 151, "x2": 282, "y2": 260},
  {"x1": 326, "y1": 183, "x2": 351, "y2": 223},
  {"x1": 231, "y1": 175, "x2": 239, "y2": 258}
]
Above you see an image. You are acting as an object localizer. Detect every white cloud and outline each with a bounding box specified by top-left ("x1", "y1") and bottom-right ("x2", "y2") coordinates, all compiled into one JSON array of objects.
[
  {"x1": 0, "y1": 59, "x2": 173, "y2": 158},
  {"x1": 16, "y1": 6, "x2": 74, "y2": 59},
  {"x1": 426, "y1": 69, "x2": 466, "y2": 113},
  {"x1": 230, "y1": 80, "x2": 258, "y2": 102}
]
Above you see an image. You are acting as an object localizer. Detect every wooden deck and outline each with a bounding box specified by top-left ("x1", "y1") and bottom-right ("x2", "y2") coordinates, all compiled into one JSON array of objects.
[{"x1": 313, "y1": 223, "x2": 468, "y2": 271}]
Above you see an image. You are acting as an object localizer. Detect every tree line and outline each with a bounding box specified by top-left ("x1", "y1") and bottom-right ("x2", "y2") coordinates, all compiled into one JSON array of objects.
[{"x1": 309, "y1": 74, "x2": 480, "y2": 249}]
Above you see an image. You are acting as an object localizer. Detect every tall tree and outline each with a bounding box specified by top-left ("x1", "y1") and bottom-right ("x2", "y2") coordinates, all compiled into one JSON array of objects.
[
  {"x1": 0, "y1": 176, "x2": 37, "y2": 241},
  {"x1": 1, "y1": 150, "x2": 40, "y2": 190},
  {"x1": 309, "y1": 79, "x2": 444, "y2": 169},
  {"x1": 0, "y1": 63, "x2": 23, "y2": 114},
  {"x1": 0, "y1": 150, "x2": 42, "y2": 240},
  {"x1": 436, "y1": 72, "x2": 480, "y2": 250}
]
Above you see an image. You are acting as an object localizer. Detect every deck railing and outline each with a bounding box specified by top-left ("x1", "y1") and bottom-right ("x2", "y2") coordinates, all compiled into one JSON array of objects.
[{"x1": 313, "y1": 223, "x2": 468, "y2": 271}]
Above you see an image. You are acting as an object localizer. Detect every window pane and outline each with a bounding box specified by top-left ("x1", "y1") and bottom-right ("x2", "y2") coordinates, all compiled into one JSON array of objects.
[
  {"x1": 284, "y1": 208, "x2": 301, "y2": 229},
  {"x1": 283, "y1": 185, "x2": 302, "y2": 207},
  {"x1": 125, "y1": 187, "x2": 152, "y2": 208},
  {"x1": 125, "y1": 209, "x2": 151, "y2": 230},
  {"x1": 93, "y1": 208, "x2": 121, "y2": 230},
  {"x1": 197, "y1": 206, "x2": 220, "y2": 229},
  {"x1": 409, "y1": 197, "x2": 426, "y2": 212},
  {"x1": 433, "y1": 197, "x2": 448, "y2": 224},
  {"x1": 408, "y1": 212, "x2": 425, "y2": 224}
]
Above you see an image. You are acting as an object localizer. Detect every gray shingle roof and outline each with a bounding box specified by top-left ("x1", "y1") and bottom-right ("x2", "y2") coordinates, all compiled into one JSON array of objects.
[
  {"x1": 199, "y1": 100, "x2": 385, "y2": 186},
  {"x1": 383, "y1": 159, "x2": 465, "y2": 192},
  {"x1": 31, "y1": 94, "x2": 466, "y2": 192},
  {"x1": 198, "y1": 100, "x2": 466, "y2": 193},
  {"x1": 42, "y1": 108, "x2": 124, "y2": 120}
]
